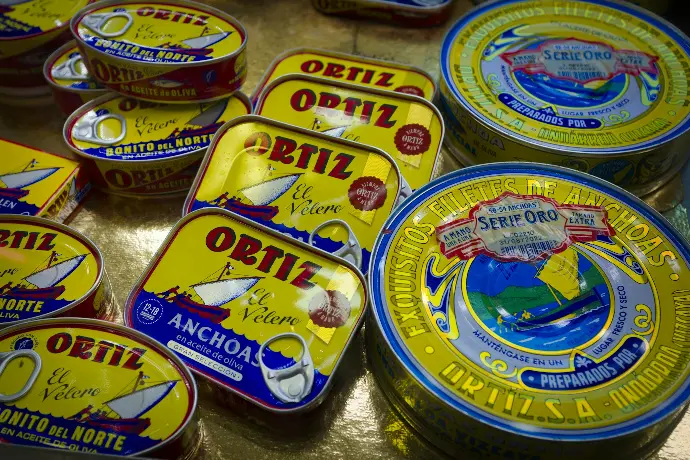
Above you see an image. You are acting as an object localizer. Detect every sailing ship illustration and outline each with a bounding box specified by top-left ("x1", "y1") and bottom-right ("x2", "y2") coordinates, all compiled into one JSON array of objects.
[
  {"x1": 157, "y1": 261, "x2": 261, "y2": 323},
  {"x1": 490, "y1": 248, "x2": 609, "y2": 331},
  {"x1": 160, "y1": 31, "x2": 231, "y2": 56},
  {"x1": 70, "y1": 371, "x2": 178, "y2": 435},
  {"x1": 6, "y1": 251, "x2": 86, "y2": 301},
  {"x1": 310, "y1": 118, "x2": 347, "y2": 138},
  {"x1": 0, "y1": 160, "x2": 59, "y2": 200},
  {"x1": 211, "y1": 166, "x2": 302, "y2": 221},
  {"x1": 167, "y1": 99, "x2": 228, "y2": 139}
]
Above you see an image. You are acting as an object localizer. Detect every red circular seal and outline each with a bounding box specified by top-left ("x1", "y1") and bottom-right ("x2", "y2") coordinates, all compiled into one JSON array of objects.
[
  {"x1": 309, "y1": 290, "x2": 351, "y2": 328},
  {"x1": 348, "y1": 176, "x2": 387, "y2": 211},
  {"x1": 394, "y1": 123, "x2": 431, "y2": 156},
  {"x1": 394, "y1": 85, "x2": 425, "y2": 97}
]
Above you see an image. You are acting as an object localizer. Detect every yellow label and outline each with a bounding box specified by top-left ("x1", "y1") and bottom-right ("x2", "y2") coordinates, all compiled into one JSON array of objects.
[
  {"x1": 0, "y1": 139, "x2": 80, "y2": 215},
  {"x1": 0, "y1": 0, "x2": 86, "y2": 36},
  {"x1": 0, "y1": 218, "x2": 99, "y2": 325},
  {"x1": 75, "y1": 2, "x2": 243, "y2": 64},
  {"x1": 256, "y1": 76, "x2": 443, "y2": 191},
  {"x1": 186, "y1": 118, "x2": 402, "y2": 274},
  {"x1": 372, "y1": 165, "x2": 690, "y2": 436},
  {"x1": 0, "y1": 321, "x2": 193, "y2": 455},
  {"x1": 48, "y1": 44, "x2": 102, "y2": 91},
  {"x1": 444, "y1": 0, "x2": 690, "y2": 153},
  {"x1": 256, "y1": 50, "x2": 436, "y2": 101},
  {"x1": 126, "y1": 210, "x2": 366, "y2": 410}
]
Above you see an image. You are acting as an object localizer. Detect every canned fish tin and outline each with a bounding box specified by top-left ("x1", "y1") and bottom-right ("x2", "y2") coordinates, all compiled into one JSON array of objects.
[
  {"x1": 251, "y1": 48, "x2": 436, "y2": 104},
  {"x1": 184, "y1": 115, "x2": 410, "y2": 275},
  {"x1": 369, "y1": 162, "x2": 690, "y2": 458},
  {"x1": 44, "y1": 41, "x2": 108, "y2": 117},
  {"x1": 440, "y1": 0, "x2": 690, "y2": 196},
  {"x1": 0, "y1": 138, "x2": 91, "y2": 223},
  {"x1": 255, "y1": 75, "x2": 444, "y2": 192},
  {"x1": 0, "y1": 215, "x2": 115, "y2": 326},
  {"x1": 63, "y1": 92, "x2": 251, "y2": 197},
  {"x1": 0, "y1": 318, "x2": 198, "y2": 457},
  {"x1": 125, "y1": 208, "x2": 367, "y2": 413},
  {"x1": 71, "y1": 0, "x2": 248, "y2": 103},
  {"x1": 312, "y1": 0, "x2": 454, "y2": 27},
  {"x1": 0, "y1": 0, "x2": 92, "y2": 92}
]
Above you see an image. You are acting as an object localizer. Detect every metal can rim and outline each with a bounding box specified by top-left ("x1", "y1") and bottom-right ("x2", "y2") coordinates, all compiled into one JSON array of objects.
[
  {"x1": 368, "y1": 161, "x2": 690, "y2": 442},
  {"x1": 0, "y1": 317, "x2": 199, "y2": 457},
  {"x1": 70, "y1": 0, "x2": 248, "y2": 69},
  {"x1": 250, "y1": 47, "x2": 438, "y2": 103},
  {"x1": 0, "y1": 214, "x2": 105, "y2": 328},
  {"x1": 42, "y1": 40, "x2": 106, "y2": 95},
  {"x1": 124, "y1": 206, "x2": 368, "y2": 414},
  {"x1": 182, "y1": 113, "x2": 406, "y2": 216},
  {"x1": 62, "y1": 91, "x2": 252, "y2": 164},
  {"x1": 439, "y1": 0, "x2": 690, "y2": 157}
]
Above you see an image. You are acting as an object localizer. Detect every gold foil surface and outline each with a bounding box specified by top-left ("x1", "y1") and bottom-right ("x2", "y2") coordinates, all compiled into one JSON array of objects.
[{"x1": 0, "y1": 1, "x2": 688, "y2": 458}]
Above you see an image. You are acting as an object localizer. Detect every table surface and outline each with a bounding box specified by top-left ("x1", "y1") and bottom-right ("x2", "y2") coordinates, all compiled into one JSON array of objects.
[{"x1": 2, "y1": 1, "x2": 690, "y2": 459}]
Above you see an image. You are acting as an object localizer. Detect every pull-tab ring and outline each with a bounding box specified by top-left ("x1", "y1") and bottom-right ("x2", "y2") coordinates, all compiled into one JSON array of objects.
[
  {"x1": 73, "y1": 112, "x2": 126, "y2": 145},
  {"x1": 51, "y1": 55, "x2": 89, "y2": 81},
  {"x1": 309, "y1": 219, "x2": 363, "y2": 270},
  {"x1": 259, "y1": 333, "x2": 314, "y2": 404},
  {"x1": 396, "y1": 177, "x2": 412, "y2": 208},
  {"x1": 83, "y1": 12, "x2": 133, "y2": 38},
  {"x1": 0, "y1": 350, "x2": 41, "y2": 403}
]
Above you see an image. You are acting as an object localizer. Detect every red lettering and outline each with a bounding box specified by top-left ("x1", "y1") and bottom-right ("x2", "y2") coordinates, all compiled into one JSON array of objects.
[
  {"x1": 24, "y1": 232, "x2": 39, "y2": 250},
  {"x1": 153, "y1": 8, "x2": 171, "y2": 19},
  {"x1": 346, "y1": 67, "x2": 364, "y2": 82},
  {"x1": 93, "y1": 341, "x2": 114, "y2": 363},
  {"x1": 268, "y1": 136, "x2": 297, "y2": 164},
  {"x1": 329, "y1": 153, "x2": 354, "y2": 180},
  {"x1": 0, "y1": 230, "x2": 9, "y2": 247},
  {"x1": 132, "y1": 170, "x2": 147, "y2": 186},
  {"x1": 9, "y1": 231, "x2": 27, "y2": 249},
  {"x1": 108, "y1": 64, "x2": 121, "y2": 83},
  {"x1": 362, "y1": 69, "x2": 375, "y2": 84},
  {"x1": 342, "y1": 97, "x2": 362, "y2": 117},
  {"x1": 46, "y1": 333, "x2": 72, "y2": 354},
  {"x1": 122, "y1": 348, "x2": 146, "y2": 370},
  {"x1": 118, "y1": 99, "x2": 138, "y2": 112},
  {"x1": 230, "y1": 234, "x2": 262, "y2": 265},
  {"x1": 275, "y1": 253, "x2": 298, "y2": 282},
  {"x1": 194, "y1": 15, "x2": 209, "y2": 25},
  {"x1": 323, "y1": 63, "x2": 345, "y2": 78},
  {"x1": 300, "y1": 60, "x2": 323, "y2": 74},
  {"x1": 290, "y1": 262, "x2": 321, "y2": 290},
  {"x1": 295, "y1": 143, "x2": 318, "y2": 169},
  {"x1": 37, "y1": 233, "x2": 56, "y2": 251},
  {"x1": 361, "y1": 101, "x2": 375, "y2": 124},
  {"x1": 104, "y1": 169, "x2": 133, "y2": 188},
  {"x1": 108, "y1": 344, "x2": 125, "y2": 367},
  {"x1": 206, "y1": 227, "x2": 236, "y2": 252},
  {"x1": 290, "y1": 89, "x2": 316, "y2": 111},
  {"x1": 374, "y1": 104, "x2": 398, "y2": 128},
  {"x1": 137, "y1": 6, "x2": 155, "y2": 16},
  {"x1": 376, "y1": 72, "x2": 395, "y2": 88},
  {"x1": 317, "y1": 91, "x2": 340, "y2": 112},
  {"x1": 244, "y1": 132, "x2": 272, "y2": 155},
  {"x1": 314, "y1": 148, "x2": 332, "y2": 174},
  {"x1": 90, "y1": 59, "x2": 109, "y2": 82},
  {"x1": 256, "y1": 246, "x2": 284, "y2": 273},
  {"x1": 68, "y1": 336, "x2": 95, "y2": 360}
]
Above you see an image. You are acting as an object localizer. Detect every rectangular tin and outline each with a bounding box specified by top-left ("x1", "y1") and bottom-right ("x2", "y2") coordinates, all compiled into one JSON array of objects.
[
  {"x1": 312, "y1": 0, "x2": 455, "y2": 27},
  {"x1": 0, "y1": 138, "x2": 90, "y2": 223},
  {"x1": 183, "y1": 115, "x2": 409, "y2": 275},
  {"x1": 125, "y1": 208, "x2": 368, "y2": 413},
  {"x1": 254, "y1": 74, "x2": 445, "y2": 192},
  {"x1": 251, "y1": 48, "x2": 437, "y2": 104}
]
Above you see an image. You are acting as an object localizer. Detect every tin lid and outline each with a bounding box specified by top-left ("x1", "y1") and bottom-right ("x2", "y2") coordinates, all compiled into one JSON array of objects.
[
  {"x1": 440, "y1": 0, "x2": 690, "y2": 156},
  {"x1": 0, "y1": 0, "x2": 89, "y2": 41},
  {"x1": 125, "y1": 208, "x2": 367, "y2": 413},
  {"x1": 43, "y1": 41, "x2": 104, "y2": 92},
  {"x1": 71, "y1": 0, "x2": 247, "y2": 66},
  {"x1": 0, "y1": 139, "x2": 82, "y2": 217},
  {"x1": 251, "y1": 48, "x2": 437, "y2": 102},
  {"x1": 370, "y1": 162, "x2": 690, "y2": 441},
  {"x1": 0, "y1": 215, "x2": 103, "y2": 326},
  {"x1": 63, "y1": 92, "x2": 251, "y2": 162},
  {"x1": 0, "y1": 318, "x2": 197, "y2": 456},
  {"x1": 184, "y1": 115, "x2": 407, "y2": 274},
  {"x1": 255, "y1": 74, "x2": 444, "y2": 191}
]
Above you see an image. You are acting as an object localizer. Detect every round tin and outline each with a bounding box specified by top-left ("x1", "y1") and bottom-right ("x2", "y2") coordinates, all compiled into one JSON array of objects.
[
  {"x1": 368, "y1": 162, "x2": 690, "y2": 458},
  {"x1": 251, "y1": 48, "x2": 437, "y2": 104},
  {"x1": 63, "y1": 91, "x2": 252, "y2": 197},
  {"x1": 70, "y1": 0, "x2": 248, "y2": 103},
  {"x1": 254, "y1": 74, "x2": 445, "y2": 192},
  {"x1": 125, "y1": 207, "x2": 368, "y2": 414},
  {"x1": 0, "y1": 215, "x2": 115, "y2": 327},
  {"x1": 0, "y1": 0, "x2": 92, "y2": 92},
  {"x1": 440, "y1": 0, "x2": 690, "y2": 196},
  {"x1": 43, "y1": 41, "x2": 108, "y2": 117},
  {"x1": 311, "y1": 0, "x2": 454, "y2": 27},
  {"x1": 183, "y1": 115, "x2": 410, "y2": 275},
  {"x1": 0, "y1": 318, "x2": 199, "y2": 457}
]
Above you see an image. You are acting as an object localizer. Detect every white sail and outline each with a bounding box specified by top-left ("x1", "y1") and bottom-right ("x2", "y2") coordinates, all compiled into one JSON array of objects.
[
  {"x1": 105, "y1": 381, "x2": 177, "y2": 419},
  {"x1": 0, "y1": 167, "x2": 59, "y2": 189},
  {"x1": 24, "y1": 255, "x2": 86, "y2": 289},
  {"x1": 181, "y1": 32, "x2": 230, "y2": 49},
  {"x1": 186, "y1": 100, "x2": 227, "y2": 127},
  {"x1": 192, "y1": 277, "x2": 261, "y2": 306},
  {"x1": 240, "y1": 174, "x2": 301, "y2": 206},
  {"x1": 321, "y1": 126, "x2": 347, "y2": 138}
]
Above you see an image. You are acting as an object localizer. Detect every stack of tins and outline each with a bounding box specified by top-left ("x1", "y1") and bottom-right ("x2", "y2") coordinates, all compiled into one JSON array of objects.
[
  {"x1": 59, "y1": 0, "x2": 251, "y2": 197},
  {"x1": 0, "y1": 0, "x2": 91, "y2": 106},
  {"x1": 368, "y1": 162, "x2": 690, "y2": 459},
  {"x1": 440, "y1": 0, "x2": 690, "y2": 196}
]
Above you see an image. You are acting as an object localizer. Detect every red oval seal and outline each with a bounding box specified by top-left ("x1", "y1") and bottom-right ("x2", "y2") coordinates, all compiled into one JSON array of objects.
[
  {"x1": 308, "y1": 290, "x2": 351, "y2": 328},
  {"x1": 348, "y1": 176, "x2": 387, "y2": 211},
  {"x1": 395, "y1": 123, "x2": 431, "y2": 155},
  {"x1": 394, "y1": 85, "x2": 425, "y2": 97}
]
